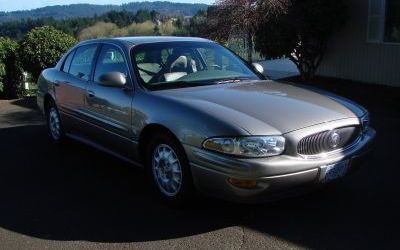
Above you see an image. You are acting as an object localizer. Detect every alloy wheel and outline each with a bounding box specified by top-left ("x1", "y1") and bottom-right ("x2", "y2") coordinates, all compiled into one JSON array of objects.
[
  {"x1": 48, "y1": 106, "x2": 61, "y2": 140},
  {"x1": 152, "y1": 144, "x2": 183, "y2": 197}
]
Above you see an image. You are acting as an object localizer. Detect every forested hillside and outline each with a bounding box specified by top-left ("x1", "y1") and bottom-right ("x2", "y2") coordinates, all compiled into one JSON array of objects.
[
  {"x1": 0, "y1": 1, "x2": 208, "y2": 23},
  {"x1": 0, "y1": 8, "x2": 208, "y2": 41}
]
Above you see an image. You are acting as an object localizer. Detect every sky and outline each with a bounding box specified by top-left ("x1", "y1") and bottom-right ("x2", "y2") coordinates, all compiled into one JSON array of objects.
[{"x1": 0, "y1": 0, "x2": 214, "y2": 12}]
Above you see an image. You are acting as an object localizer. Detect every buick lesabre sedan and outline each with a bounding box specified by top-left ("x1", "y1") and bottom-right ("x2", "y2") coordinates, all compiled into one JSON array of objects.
[{"x1": 37, "y1": 37, "x2": 375, "y2": 203}]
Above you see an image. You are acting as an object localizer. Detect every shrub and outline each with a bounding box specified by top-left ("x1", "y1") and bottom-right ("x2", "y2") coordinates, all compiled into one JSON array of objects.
[
  {"x1": 78, "y1": 22, "x2": 128, "y2": 40},
  {"x1": 0, "y1": 37, "x2": 23, "y2": 99},
  {"x1": 19, "y1": 26, "x2": 77, "y2": 81},
  {"x1": 79, "y1": 21, "x2": 159, "y2": 40},
  {"x1": 126, "y1": 21, "x2": 156, "y2": 36},
  {"x1": 159, "y1": 21, "x2": 176, "y2": 36}
]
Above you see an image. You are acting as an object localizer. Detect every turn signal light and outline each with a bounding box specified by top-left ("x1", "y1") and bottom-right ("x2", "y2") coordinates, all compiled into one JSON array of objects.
[{"x1": 228, "y1": 178, "x2": 257, "y2": 189}]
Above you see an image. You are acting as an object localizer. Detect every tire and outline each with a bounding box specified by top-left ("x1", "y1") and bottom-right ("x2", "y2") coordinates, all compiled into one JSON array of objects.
[
  {"x1": 46, "y1": 100, "x2": 65, "y2": 143},
  {"x1": 146, "y1": 133, "x2": 195, "y2": 204}
]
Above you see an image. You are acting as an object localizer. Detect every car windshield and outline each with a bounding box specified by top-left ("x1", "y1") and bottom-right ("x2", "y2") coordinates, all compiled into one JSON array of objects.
[{"x1": 131, "y1": 41, "x2": 262, "y2": 90}]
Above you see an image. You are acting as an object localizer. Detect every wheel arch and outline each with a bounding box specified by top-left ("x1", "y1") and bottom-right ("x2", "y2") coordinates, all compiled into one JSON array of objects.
[
  {"x1": 44, "y1": 93, "x2": 55, "y2": 114},
  {"x1": 138, "y1": 123, "x2": 185, "y2": 163}
]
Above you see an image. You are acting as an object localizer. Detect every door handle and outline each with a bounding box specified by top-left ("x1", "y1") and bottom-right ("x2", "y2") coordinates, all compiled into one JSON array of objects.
[{"x1": 87, "y1": 90, "x2": 95, "y2": 98}]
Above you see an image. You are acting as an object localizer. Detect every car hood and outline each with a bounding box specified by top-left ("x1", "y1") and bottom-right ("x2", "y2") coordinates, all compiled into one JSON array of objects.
[{"x1": 156, "y1": 80, "x2": 362, "y2": 134}]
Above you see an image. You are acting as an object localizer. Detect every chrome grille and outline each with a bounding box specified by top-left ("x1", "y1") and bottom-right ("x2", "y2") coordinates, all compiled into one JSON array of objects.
[{"x1": 297, "y1": 126, "x2": 360, "y2": 155}]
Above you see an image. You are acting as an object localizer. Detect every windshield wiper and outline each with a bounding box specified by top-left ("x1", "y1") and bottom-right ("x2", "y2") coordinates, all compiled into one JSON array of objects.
[
  {"x1": 213, "y1": 77, "x2": 253, "y2": 84},
  {"x1": 147, "y1": 81, "x2": 211, "y2": 90}
]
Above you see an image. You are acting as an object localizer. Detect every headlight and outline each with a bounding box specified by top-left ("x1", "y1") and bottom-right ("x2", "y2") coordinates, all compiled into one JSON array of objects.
[
  {"x1": 360, "y1": 112, "x2": 370, "y2": 133},
  {"x1": 203, "y1": 136, "x2": 286, "y2": 157}
]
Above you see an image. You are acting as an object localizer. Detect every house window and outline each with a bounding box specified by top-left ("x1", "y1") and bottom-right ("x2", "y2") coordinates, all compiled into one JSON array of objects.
[
  {"x1": 368, "y1": 0, "x2": 400, "y2": 43},
  {"x1": 384, "y1": 0, "x2": 400, "y2": 42},
  {"x1": 368, "y1": 0, "x2": 386, "y2": 42}
]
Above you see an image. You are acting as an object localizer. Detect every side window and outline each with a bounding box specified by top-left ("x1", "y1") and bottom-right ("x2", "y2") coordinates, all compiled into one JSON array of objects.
[
  {"x1": 161, "y1": 49, "x2": 172, "y2": 64},
  {"x1": 135, "y1": 52, "x2": 145, "y2": 64},
  {"x1": 61, "y1": 50, "x2": 75, "y2": 73},
  {"x1": 94, "y1": 44, "x2": 128, "y2": 83},
  {"x1": 69, "y1": 44, "x2": 98, "y2": 81}
]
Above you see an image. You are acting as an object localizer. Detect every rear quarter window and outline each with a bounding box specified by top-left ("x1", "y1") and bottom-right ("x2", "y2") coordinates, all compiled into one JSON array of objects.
[
  {"x1": 61, "y1": 50, "x2": 75, "y2": 73},
  {"x1": 69, "y1": 44, "x2": 98, "y2": 81}
]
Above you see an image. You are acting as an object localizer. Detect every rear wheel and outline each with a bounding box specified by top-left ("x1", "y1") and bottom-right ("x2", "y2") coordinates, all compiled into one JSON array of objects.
[
  {"x1": 146, "y1": 133, "x2": 195, "y2": 204},
  {"x1": 46, "y1": 100, "x2": 65, "y2": 143}
]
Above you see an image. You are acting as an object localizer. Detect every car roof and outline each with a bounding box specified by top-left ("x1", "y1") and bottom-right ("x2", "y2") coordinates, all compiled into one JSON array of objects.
[{"x1": 79, "y1": 36, "x2": 214, "y2": 47}]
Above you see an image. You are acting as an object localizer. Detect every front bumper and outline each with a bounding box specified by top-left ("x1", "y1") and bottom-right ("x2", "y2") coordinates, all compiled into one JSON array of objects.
[{"x1": 185, "y1": 128, "x2": 376, "y2": 203}]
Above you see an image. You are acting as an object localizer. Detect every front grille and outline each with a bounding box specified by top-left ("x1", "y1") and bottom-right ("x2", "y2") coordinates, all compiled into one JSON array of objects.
[{"x1": 297, "y1": 126, "x2": 360, "y2": 155}]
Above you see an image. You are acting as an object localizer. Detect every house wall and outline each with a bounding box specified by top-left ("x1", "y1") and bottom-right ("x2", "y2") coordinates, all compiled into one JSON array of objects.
[{"x1": 317, "y1": 0, "x2": 400, "y2": 87}]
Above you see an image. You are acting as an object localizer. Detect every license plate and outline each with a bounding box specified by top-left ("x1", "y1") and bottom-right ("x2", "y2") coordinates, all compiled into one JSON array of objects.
[{"x1": 324, "y1": 160, "x2": 350, "y2": 183}]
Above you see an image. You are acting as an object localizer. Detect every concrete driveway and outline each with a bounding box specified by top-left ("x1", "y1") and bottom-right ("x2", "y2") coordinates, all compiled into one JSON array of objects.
[{"x1": 0, "y1": 89, "x2": 398, "y2": 249}]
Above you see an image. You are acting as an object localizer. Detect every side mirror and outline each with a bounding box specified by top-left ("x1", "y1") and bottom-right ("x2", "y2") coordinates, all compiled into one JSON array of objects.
[
  {"x1": 252, "y1": 63, "x2": 264, "y2": 74},
  {"x1": 98, "y1": 72, "x2": 127, "y2": 87}
]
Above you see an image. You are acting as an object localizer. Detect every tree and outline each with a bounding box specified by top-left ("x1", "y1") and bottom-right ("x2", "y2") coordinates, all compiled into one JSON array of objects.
[
  {"x1": 150, "y1": 10, "x2": 161, "y2": 22},
  {"x1": 0, "y1": 37, "x2": 23, "y2": 98},
  {"x1": 172, "y1": 9, "x2": 208, "y2": 37},
  {"x1": 100, "y1": 10, "x2": 136, "y2": 27},
  {"x1": 135, "y1": 9, "x2": 152, "y2": 23},
  {"x1": 211, "y1": 0, "x2": 290, "y2": 62},
  {"x1": 19, "y1": 26, "x2": 77, "y2": 81},
  {"x1": 216, "y1": 0, "x2": 258, "y2": 62},
  {"x1": 255, "y1": 0, "x2": 347, "y2": 80}
]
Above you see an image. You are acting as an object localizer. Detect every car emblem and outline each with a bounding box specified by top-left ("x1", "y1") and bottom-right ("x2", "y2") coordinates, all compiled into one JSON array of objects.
[{"x1": 328, "y1": 131, "x2": 341, "y2": 149}]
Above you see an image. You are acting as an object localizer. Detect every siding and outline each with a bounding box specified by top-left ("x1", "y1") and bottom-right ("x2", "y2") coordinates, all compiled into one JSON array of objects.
[{"x1": 317, "y1": 0, "x2": 400, "y2": 87}]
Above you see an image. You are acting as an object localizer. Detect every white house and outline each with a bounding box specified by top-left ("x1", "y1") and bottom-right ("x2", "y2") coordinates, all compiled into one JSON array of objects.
[{"x1": 317, "y1": 0, "x2": 400, "y2": 87}]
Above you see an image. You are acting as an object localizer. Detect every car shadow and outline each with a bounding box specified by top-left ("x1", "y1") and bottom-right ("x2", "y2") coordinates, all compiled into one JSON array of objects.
[
  {"x1": 0, "y1": 124, "x2": 240, "y2": 242},
  {"x1": 0, "y1": 97, "x2": 43, "y2": 127},
  {"x1": 9, "y1": 97, "x2": 39, "y2": 110},
  {"x1": 0, "y1": 121, "x2": 398, "y2": 248}
]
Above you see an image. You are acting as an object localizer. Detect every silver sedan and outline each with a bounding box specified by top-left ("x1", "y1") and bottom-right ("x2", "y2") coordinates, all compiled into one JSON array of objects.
[{"x1": 37, "y1": 37, "x2": 375, "y2": 203}]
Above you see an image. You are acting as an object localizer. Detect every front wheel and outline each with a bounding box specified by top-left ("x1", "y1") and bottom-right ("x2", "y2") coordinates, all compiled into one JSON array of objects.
[
  {"x1": 146, "y1": 133, "x2": 195, "y2": 204},
  {"x1": 46, "y1": 101, "x2": 65, "y2": 143}
]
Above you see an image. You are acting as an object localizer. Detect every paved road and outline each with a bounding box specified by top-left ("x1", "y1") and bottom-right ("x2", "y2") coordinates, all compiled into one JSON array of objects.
[{"x1": 0, "y1": 95, "x2": 399, "y2": 250}]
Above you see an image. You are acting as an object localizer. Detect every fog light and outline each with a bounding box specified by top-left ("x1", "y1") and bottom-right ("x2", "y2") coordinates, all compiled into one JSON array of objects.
[{"x1": 228, "y1": 178, "x2": 257, "y2": 189}]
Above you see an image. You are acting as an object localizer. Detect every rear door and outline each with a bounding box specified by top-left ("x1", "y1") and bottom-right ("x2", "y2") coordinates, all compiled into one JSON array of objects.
[
  {"x1": 56, "y1": 44, "x2": 98, "y2": 126},
  {"x1": 85, "y1": 43, "x2": 135, "y2": 158}
]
